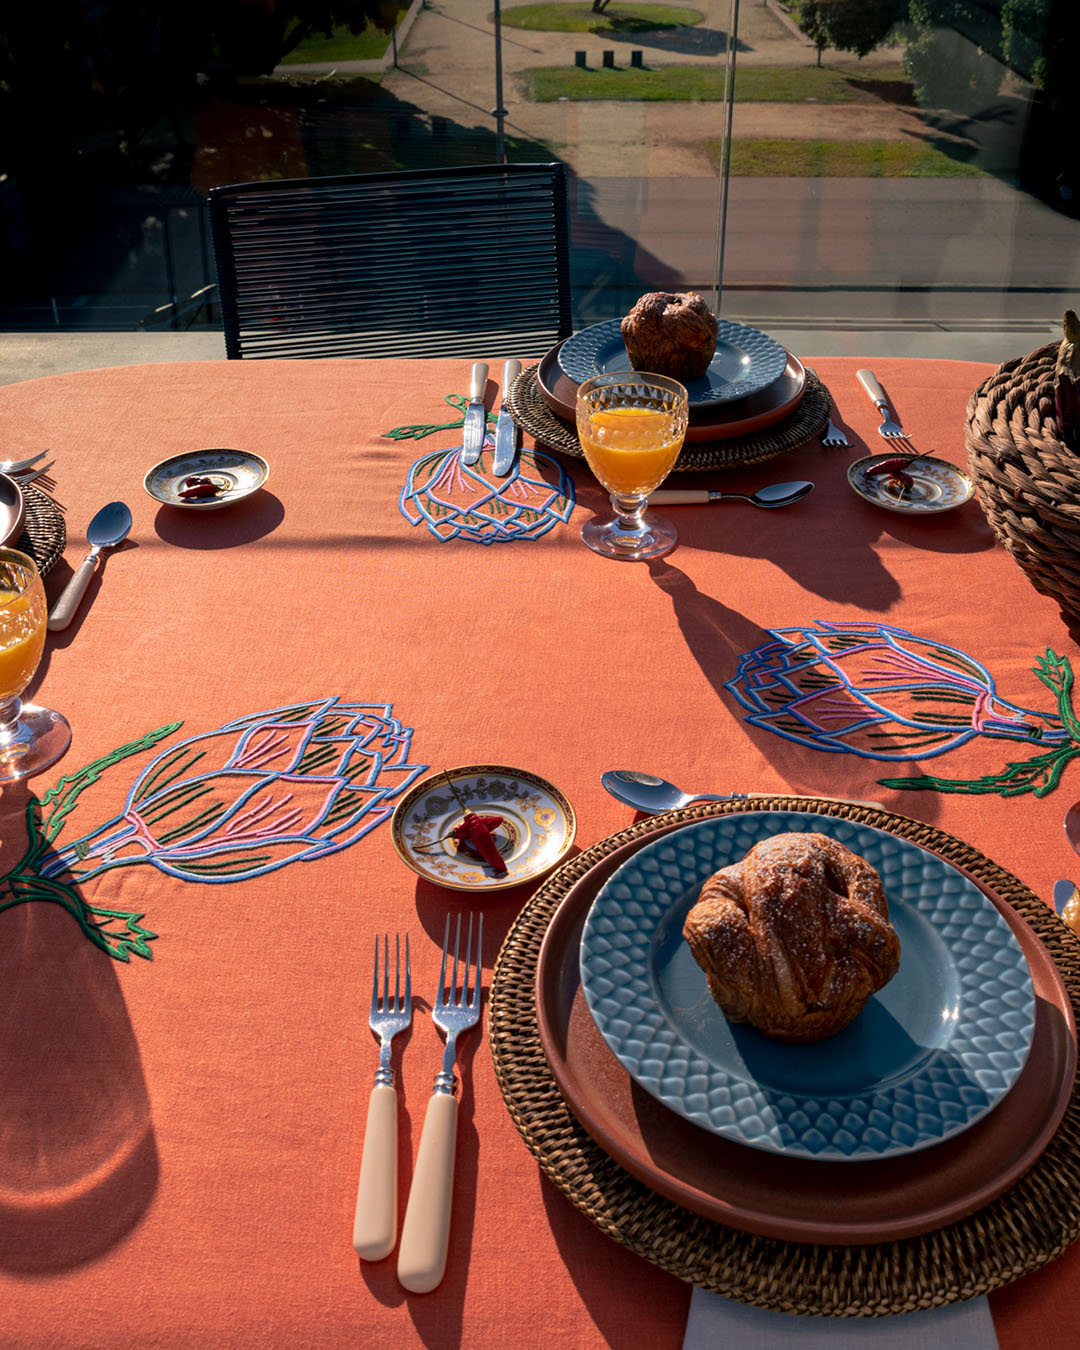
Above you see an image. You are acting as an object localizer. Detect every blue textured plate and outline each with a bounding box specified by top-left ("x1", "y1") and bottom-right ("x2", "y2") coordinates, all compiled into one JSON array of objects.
[
  {"x1": 557, "y1": 318, "x2": 789, "y2": 407},
  {"x1": 579, "y1": 813, "x2": 1035, "y2": 1160}
]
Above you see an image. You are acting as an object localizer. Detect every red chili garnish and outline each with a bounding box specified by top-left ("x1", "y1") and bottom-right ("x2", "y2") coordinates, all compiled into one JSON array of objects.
[
  {"x1": 179, "y1": 481, "x2": 221, "y2": 500},
  {"x1": 452, "y1": 812, "x2": 507, "y2": 873},
  {"x1": 865, "y1": 457, "x2": 912, "y2": 478}
]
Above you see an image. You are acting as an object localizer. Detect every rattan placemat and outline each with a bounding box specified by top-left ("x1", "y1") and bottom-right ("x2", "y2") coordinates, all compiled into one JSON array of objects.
[
  {"x1": 489, "y1": 797, "x2": 1080, "y2": 1317},
  {"x1": 17, "y1": 485, "x2": 65, "y2": 577},
  {"x1": 506, "y1": 365, "x2": 832, "y2": 471}
]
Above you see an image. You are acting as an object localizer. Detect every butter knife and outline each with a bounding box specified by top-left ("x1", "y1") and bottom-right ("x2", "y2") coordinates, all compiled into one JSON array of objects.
[
  {"x1": 460, "y1": 362, "x2": 489, "y2": 466},
  {"x1": 491, "y1": 360, "x2": 522, "y2": 477}
]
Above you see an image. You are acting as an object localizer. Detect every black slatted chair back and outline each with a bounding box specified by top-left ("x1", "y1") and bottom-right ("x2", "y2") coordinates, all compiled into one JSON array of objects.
[{"x1": 207, "y1": 163, "x2": 573, "y2": 359}]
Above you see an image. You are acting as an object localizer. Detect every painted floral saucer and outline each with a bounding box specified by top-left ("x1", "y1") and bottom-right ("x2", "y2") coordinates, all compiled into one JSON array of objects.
[
  {"x1": 847, "y1": 453, "x2": 975, "y2": 514},
  {"x1": 391, "y1": 765, "x2": 576, "y2": 892},
  {"x1": 143, "y1": 449, "x2": 270, "y2": 510}
]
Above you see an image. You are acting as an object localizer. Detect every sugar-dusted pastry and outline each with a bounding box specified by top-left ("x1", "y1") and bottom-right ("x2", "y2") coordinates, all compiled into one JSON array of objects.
[
  {"x1": 620, "y1": 291, "x2": 718, "y2": 381},
  {"x1": 682, "y1": 832, "x2": 900, "y2": 1044}
]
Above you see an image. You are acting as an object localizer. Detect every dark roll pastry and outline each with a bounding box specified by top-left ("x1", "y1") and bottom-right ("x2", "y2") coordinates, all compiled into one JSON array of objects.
[
  {"x1": 682, "y1": 833, "x2": 900, "y2": 1044},
  {"x1": 620, "y1": 291, "x2": 718, "y2": 381}
]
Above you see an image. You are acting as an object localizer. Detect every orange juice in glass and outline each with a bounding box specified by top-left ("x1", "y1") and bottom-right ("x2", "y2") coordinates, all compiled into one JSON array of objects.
[
  {"x1": 576, "y1": 372, "x2": 688, "y2": 560},
  {"x1": 0, "y1": 548, "x2": 70, "y2": 781}
]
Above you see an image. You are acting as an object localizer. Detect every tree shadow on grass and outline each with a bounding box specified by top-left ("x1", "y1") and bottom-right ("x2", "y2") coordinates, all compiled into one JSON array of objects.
[
  {"x1": 605, "y1": 25, "x2": 743, "y2": 56},
  {"x1": 845, "y1": 76, "x2": 919, "y2": 108}
]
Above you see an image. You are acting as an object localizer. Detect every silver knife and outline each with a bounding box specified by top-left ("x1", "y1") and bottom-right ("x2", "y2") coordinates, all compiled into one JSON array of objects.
[
  {"x1": 460, "y1": 362, "x2": 489, "y2": 466},
  {"x1": 492, "y1": 360, "x2": 522, "y2": 477}
]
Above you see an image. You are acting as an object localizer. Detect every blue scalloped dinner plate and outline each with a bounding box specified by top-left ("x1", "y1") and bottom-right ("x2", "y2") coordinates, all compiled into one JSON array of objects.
[
  {"x1": 557, "y1": 317, "x2": 789, "y2": 407},
  {"x1": 579, "y1": 813, "x2": 1035, "y2": 1160}
]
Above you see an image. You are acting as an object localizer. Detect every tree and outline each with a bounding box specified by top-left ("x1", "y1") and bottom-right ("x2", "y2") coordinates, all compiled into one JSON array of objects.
[{"x1": 795, "y1": 0, "x2": 903, "y2": 66}]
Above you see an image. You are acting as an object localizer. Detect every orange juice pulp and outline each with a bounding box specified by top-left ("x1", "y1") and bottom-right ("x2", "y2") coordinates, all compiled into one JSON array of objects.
[
  {"x1": 578, "y1": 406, "x2": 684, "y2": 496},
  {"x1": 0, "y1": 587, "x2": 45, "y2": 701}
]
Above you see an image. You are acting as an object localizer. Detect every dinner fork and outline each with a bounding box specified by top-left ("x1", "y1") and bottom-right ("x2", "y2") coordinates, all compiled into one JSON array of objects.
[
  {"x1": 397, "y1": 912, "x2": 483, "y2": 1294},
  {"x1": 353, "y1": 933, "x2": 411, "y2": 1261},
  {"x1": 0, "y1": 451, "x2": 48, "y2": 476},
  {"x1": 857, "y1": 370, "x2": 910, "y2": 441},
  {"x1": 11, "y1": 460, "x2": 55, "y2": 486}
]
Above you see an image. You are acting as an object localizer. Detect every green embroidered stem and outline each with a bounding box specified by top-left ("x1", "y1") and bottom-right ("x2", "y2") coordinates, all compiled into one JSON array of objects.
[
  {"x1": 879, "y1": 742, "x2": 1080, "y2": 798},
  {"x1": 1034, "y1": 648, "x2": 1080, "y2": 743},
  {"x1": 0, "y1": 873, "x2": 155, "y2": 961},
  {"x1": 383, "y1": 394, "x2": 497, "y2": 442},
  {"x1": 11, "y1": 723, "x2": 183, "y2": 876}
]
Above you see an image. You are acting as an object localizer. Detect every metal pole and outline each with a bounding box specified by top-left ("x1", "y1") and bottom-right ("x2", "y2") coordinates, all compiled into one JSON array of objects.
[
  {"x1": 493, "y1": 0, "x2": 507, "y2": 163},
  {"x1": 712, "y1": 0, "x2": 740, "y2": 315}
]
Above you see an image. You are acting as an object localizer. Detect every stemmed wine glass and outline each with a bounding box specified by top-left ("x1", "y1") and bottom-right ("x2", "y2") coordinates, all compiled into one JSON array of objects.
[
  {"x1": 575, "y1": 371, "x2": 689, "y2": 560},
  {"x1": 0, "y1": 548, "x2": 71, "y2": 782}
]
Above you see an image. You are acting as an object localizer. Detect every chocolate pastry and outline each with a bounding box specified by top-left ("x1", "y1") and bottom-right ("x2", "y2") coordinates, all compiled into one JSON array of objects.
[
  {"x1": 683, "y1": 833, "x2": 900, "y2": 1044},
  {"x1": 620, "y1": 291, "x2": 718, "y2": 381}
]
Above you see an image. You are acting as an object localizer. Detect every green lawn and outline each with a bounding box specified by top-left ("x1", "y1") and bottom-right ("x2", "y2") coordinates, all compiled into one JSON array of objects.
[
  {"x1": 712, "y1": 138, "x2": 986, "y2": 177},
  {"x1": 278, "y1": 14, "x2": 408, "y2": 64},
  {"x1": 527, "y1": 63, "x2": 912, "y2": 102},
  {"x1": 501, "y1": 3, "x2": 702, "y2": 34}
]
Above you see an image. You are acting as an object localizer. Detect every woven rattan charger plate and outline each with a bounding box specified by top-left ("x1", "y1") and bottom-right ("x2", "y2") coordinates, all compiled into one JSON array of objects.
[
  {"x1": 489, "y1": 796, "x2": 1080, "y2": 1317},
  {"x1": 16, "y1": 484, "x2": 65, "y2": 577},
  {"x1": 505, "y1": 364, "x2": 832, "y2": 472}
]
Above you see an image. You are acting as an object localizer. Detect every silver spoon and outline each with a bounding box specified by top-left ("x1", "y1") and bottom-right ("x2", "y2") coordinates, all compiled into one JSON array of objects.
[
  {"x1": 647, "y1": 481, "x2": 814, "y2": 507},
  {"x1": 600, "y1": 769, "x2": 883, "y2": 813},
  {"x1": 47, "y1": 501, "x2": 132, "y2": 631}
]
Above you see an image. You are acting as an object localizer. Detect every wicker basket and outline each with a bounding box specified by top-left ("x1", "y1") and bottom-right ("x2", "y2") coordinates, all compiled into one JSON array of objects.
[{"x1": 966, "y1": 337, "x2": 1080, "y2": 615}]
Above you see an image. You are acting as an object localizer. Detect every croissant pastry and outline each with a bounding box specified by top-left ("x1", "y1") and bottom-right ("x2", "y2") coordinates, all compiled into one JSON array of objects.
[{"x1": 683, "y1": 833, "x2": 900, "y2": 1044}]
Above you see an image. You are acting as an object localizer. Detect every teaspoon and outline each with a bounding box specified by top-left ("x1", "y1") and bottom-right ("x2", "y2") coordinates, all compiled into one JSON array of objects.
[
  {"x1": 600, "y1": 769, "x2": 883, "y2": 813},
  {"x1": 647, "y1": 481, "x2": 814, "y2": 508}
]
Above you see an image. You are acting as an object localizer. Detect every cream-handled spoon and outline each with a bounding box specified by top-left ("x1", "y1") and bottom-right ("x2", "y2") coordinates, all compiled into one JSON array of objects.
[
  {"x1": 47, "y1": 501, "x2": 132, "y2": 631},
  {"x1": 647, "y1": 481, "x2": 813, "y2": 507},
  {"x1": 600, "y1": 770, "x2": 884, "y2": 813}
]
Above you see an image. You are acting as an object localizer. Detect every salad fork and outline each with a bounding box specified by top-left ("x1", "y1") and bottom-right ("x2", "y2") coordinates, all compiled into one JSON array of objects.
[
  {"x1": 857, "y1": 369, "x2": 910, "y2": 441},
  {"x1": 397, "y1": 912, "x2": 483, "y2": 1294},
  {"x1": 353, "y1": 933, "x2": 411, "y2": 1261},
  {"x1": 821, "y1": 410, "x2": 848, "y2": 449}
]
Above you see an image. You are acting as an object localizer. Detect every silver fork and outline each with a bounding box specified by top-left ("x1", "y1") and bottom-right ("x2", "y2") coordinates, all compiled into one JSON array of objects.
[
  {"x1": 0, "y1": 451, "x2": 48, "y2": 476},
  {"x1": 857, "y1": 369, "x2": 910, "y2": 441},
  {"x1": 10, "y1": 460, "x2": 55, "y2": 486},
  {"x1": 353, "y1": 933, "x2": 412, "y2": 1261},
  {"x1": 398, "y1": 912, "x2": 483, "y2": 1294},
  {"x1": 821, "y1": 410, "x2": 848, "y2": 448}
]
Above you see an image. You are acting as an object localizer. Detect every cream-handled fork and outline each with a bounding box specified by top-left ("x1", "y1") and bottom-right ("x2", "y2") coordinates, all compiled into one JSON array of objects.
[
  {"x1": 353, "y1": 933, "x2": 411, "y2": 1261},
  {"x1": 397, "y1": 912, "x2": 482, "y2": 1294},
  {"x1": 857, "y1": 369, "x2": 910, "y2": 441}
]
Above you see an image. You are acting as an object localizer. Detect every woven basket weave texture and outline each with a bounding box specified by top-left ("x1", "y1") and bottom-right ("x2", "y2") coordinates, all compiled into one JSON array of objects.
[{"x1": 966, "y1": 340, "x2": 1080, "y2": 614}]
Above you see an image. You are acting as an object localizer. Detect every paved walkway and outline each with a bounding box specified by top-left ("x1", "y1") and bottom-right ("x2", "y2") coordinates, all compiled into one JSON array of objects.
[{"x1": 382, "y1": 0, "x2": 913, "y2": 177}]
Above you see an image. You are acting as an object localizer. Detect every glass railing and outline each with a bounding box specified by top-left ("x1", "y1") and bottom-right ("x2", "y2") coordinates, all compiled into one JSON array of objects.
[{"x1": 0, "y1": 1, "x2": 1075, "y2": 345}]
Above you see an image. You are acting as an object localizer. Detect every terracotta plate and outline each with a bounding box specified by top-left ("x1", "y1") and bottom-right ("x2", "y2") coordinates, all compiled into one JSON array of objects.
[
  {"x1": 535, "y1": 816, "x2": 1076, "y2": 1243},
  {"x1": 0, "y1": 474, "x2": 27, "y2": 548},
  {"x1": 536, "y1": 341, "x2": 807, "y2": 445}
]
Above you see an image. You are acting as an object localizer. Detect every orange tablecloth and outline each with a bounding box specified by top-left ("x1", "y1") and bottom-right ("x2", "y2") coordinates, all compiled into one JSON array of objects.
[{"x1": 0, "y1": 355, "x2": 1077, "y2": 1348}]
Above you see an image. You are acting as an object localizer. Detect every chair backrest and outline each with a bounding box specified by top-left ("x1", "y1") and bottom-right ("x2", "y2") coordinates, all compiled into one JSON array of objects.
[{"x1": 207, "y1": 163, "x2": 573, "y2": 360}]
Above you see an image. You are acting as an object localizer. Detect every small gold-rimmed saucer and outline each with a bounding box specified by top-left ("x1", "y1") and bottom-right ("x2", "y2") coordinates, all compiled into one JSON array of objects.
[
  {"x1": 847, "y1": 454, "x2": 975, "y2": 514},
  {"x1": 143, "y1": 449, "x2": 270, "y2": 510},
  {"x1": 391, "y1": 765, "x2": 576, "y2": 892}
]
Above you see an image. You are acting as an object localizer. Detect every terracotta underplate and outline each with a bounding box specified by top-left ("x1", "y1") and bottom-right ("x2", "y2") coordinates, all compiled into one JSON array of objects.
[
  {"x1": 535, "y1": 819, "x2": 1076, "y2": 1245},
  {"x1": 536, "y1": 341, "x2": 807, "y2": 444}
]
